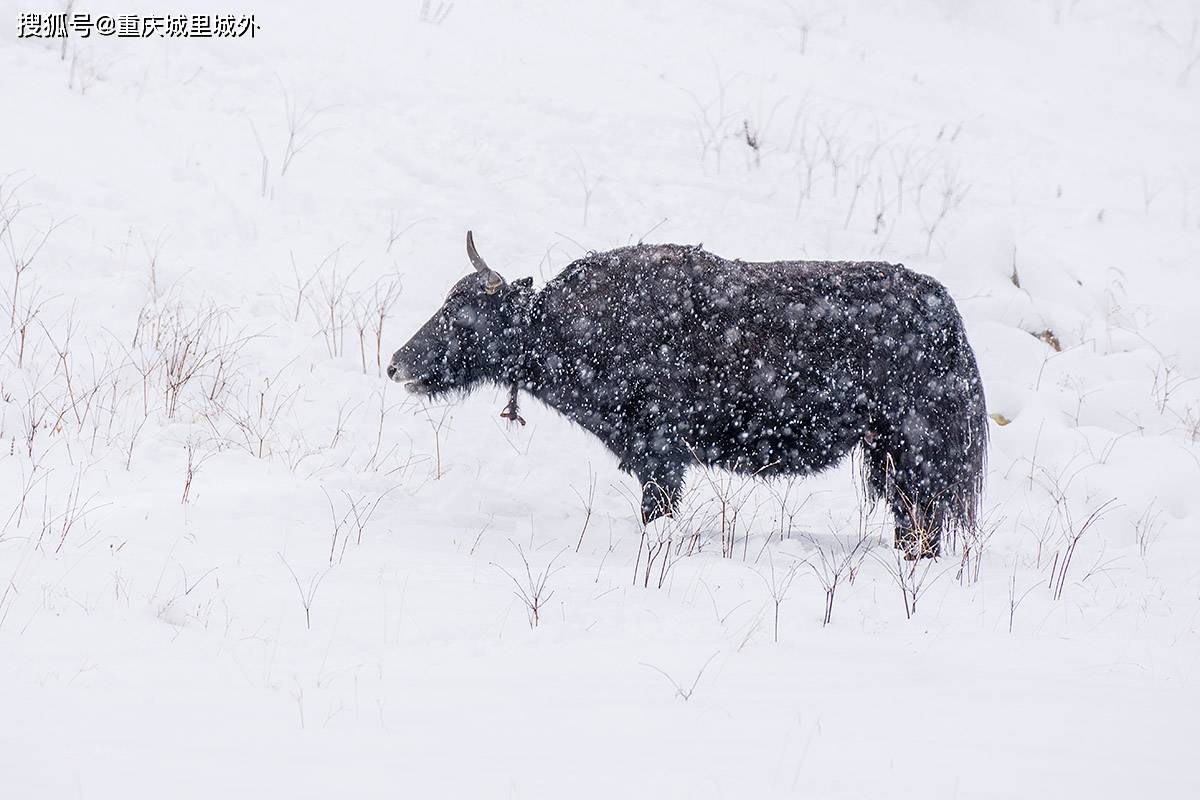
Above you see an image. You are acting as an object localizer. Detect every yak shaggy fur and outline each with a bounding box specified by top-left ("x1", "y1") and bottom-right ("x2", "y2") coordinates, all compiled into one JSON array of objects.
[{"x1": 390, "y1": 241, "x2": 987, "y2": 557}]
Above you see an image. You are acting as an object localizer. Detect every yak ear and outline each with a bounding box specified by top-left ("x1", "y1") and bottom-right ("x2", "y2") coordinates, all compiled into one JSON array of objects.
[{"x1": 512, "y1": 277, "x2": 533, "y2": 290}]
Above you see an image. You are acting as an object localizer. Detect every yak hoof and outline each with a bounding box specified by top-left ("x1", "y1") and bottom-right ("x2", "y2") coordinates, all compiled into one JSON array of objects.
[
  {"x1": 641, "y1": 503, "x2": 673, "y2": 526},
  {"x1": 640, "y1": 492, "x2": 676, "y2": 526},
  {"x1": 894, "y1": 530, "x2": 939, "y2": 560}
]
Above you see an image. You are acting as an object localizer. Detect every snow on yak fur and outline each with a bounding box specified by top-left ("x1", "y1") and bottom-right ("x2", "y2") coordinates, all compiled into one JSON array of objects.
[{"x1": 389, "y1": 232, "x2": 987, "y2": 558}]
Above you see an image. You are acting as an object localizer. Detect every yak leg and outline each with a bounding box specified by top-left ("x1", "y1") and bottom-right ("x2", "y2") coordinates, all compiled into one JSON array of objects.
[
  {"x1": 864, "y1": 423, "x2": 941, "y2": 560},
  {"x1": 889, "y1": 473, "x2": 944, "y2": 559},
  {"x1": 893, "y1": 507, "x2": 939, "y2": 560},
  {"x1": 633, "y1": 459, "x2": 686, "y2": 525}
]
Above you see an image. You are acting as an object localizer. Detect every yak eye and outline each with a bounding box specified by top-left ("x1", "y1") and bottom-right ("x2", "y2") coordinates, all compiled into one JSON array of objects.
[{"x1": 450, "y1": 305, "x2": 478, "y2": 328}]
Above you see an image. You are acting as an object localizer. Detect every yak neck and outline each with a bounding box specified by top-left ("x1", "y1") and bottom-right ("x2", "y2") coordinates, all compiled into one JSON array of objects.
[{"x1": 497, "y1": 280, "x2": 541, "y2": 393}]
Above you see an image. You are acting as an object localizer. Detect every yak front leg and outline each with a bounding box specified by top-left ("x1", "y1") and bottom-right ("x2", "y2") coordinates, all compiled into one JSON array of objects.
[{"x1": 634, "y1": 459, "x2": 686, "y2": 525}]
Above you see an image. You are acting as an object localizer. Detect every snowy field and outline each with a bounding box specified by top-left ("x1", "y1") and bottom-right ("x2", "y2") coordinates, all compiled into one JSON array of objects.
[{"x1": 2, "y1": 1, "x2": 1200, "y2": 796}]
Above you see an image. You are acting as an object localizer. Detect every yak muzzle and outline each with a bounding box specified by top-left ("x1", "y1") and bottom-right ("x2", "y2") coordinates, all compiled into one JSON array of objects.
[{"x1": 386, "y1": 359, "x2": 432, "y2": 395}]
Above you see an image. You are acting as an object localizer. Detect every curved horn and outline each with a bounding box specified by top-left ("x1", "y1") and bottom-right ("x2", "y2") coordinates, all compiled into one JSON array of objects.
[
  {"x1": 466, "y1": 230, "x2": 490, "y2": 273},
  {"x1": 466, "y1": 230, "x2": 505, "y2": 294}
]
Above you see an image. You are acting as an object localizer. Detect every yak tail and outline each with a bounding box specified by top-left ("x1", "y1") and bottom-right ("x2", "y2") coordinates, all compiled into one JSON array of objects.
[{"x1": 862, "y1": 283, "x2": 988, "y2": 557}]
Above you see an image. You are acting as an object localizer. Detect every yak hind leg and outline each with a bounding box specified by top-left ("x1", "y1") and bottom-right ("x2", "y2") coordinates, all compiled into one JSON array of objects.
[
  {"x1": 891, "y1": 503, "x2": 941, "y2": 560},
  {"x1": 863, "y1": 426, "x2": 943, "y2": 560}
]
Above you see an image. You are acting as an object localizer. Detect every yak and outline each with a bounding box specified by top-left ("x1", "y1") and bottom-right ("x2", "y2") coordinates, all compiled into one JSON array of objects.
[{"x1": 388, "y1": 232, "x2": 987, "y2": 558}]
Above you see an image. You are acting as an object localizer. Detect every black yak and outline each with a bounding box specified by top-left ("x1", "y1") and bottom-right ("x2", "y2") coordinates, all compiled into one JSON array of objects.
[{"x1": 389, "y1": 232, "x2": 987, "y2": 558}]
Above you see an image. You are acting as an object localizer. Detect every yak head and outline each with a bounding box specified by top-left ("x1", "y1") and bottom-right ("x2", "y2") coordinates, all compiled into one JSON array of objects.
[{"x1": 388, "y1": 231, "x2": 530, "y2": 397}]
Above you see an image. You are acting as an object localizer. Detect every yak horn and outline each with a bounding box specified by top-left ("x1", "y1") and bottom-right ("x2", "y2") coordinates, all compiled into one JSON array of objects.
[
  {"x1": 466, "y1": 230, "x2": 505, "y2": 293},
  {"x1": 466, "y1": 230, "x2": 490, "y2": 273}
]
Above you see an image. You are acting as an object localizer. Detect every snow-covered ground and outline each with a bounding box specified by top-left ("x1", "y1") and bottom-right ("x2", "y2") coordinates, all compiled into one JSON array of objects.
[{"x1": 2, "y1": 1, "x2": 1199, "y2": 796}]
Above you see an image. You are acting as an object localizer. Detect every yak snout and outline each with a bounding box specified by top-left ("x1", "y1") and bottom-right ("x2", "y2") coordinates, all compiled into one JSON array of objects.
[{"x1": 386, "y1": 345, "x2": 434, "y2": 395}]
